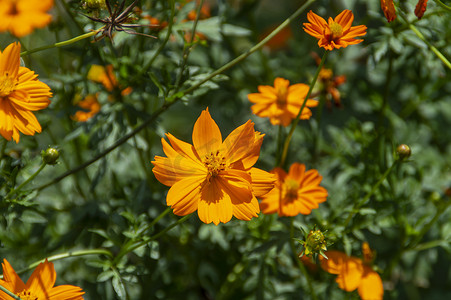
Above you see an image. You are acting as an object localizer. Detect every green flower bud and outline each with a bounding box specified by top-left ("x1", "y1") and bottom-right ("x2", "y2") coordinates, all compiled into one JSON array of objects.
[
  {"x1": 304, "y1": 229, "x2": 327, "y2": 257},
  {"x1": 42, "y1": 148, "x2": 60, "y2": 165},
  {"x1": 396, "y1": 144, "x2": 411, "y2": 160}
]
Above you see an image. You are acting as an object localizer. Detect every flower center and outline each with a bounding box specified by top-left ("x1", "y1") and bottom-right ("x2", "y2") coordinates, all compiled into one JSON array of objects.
[
  {"x1": 0, "y1": 72, "x2": 17, "y2": 97},
  {"x1": 203, "y1": 150, "x2": 226, "y2": 178},
  {"x1": 7, "y1": 1, "x2": 19, "y2": 15},
  {"x1": 17, "y1": 290, "x2": 38, "y2": 300},
  {"x1": 329, "y1": 22, "x2": 343, "y2": 40},
  {"x1": 284, "y1": 179, "x2": 299, "y2": 200},
  {"x1": 276, "y1": 86, "x2": 288, "y2": 105}
]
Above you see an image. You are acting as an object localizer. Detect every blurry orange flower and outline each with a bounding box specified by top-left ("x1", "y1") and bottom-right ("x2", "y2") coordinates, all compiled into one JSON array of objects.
[
  {"x1": 87, "y1": 64, "x2": 132, "y2": 96},
  {"x1": 320, "y1": 243, "x2": 383, "y2": 300},
  {"x1": 303, "y1": 10, "x2": 367, "y2": 51},
  {"x1": 260, "y1": 25, "x2": 293, "y2": 52},
  {"x1": 415, "y1": 0, "x2": 429, "y2": 19},
  {"x1": 186, "y1": 0, "x2": 211, "y2": 21},
  {"x1": 0, "y1": 43, "x2": 52, "y2": 143},
  {"x1": 152, "y1": 108, "x2": 276, "y2": 225},
  {"x1": 72, "y1": 94, "x2": 101, "y2": 122},
  {"x1": 259, "y1": 163, "x2": 327, "y2": 217},
  {"x1": 143, "y1": 15, "x2": 168, "y2": 30},
  {"x1": 248, "y1": 78, "x2": 318, "y2": 127},
  {"x1": 380, "y1": 0, "x2": 397, "y2": 22},
  {"x1": 0, "y1": 259, "x2": 84, "y2": 299},
  {"x1": 318, "y1": 67, "x2": 346, "y2": 108},
  {"x1": 0, "y1": 0, "x2": 53, "y2": 37}
]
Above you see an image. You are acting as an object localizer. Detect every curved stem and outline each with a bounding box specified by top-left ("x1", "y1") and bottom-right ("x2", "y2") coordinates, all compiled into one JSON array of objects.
[
  {"x1": 434, "y1": 0, "x2": 451, "y2": 11},
  {"x1": 289, "y1": 218, "x2": 317, "y2": 300},
  {"x1": 343, "y1": 160, "x2": 399, "y2": 229},
  {"x1": 14, "y1": 249, "x2": 113, "y2": 275},
  {"x1": 399, "y1": 13, "x2": 451, "y2": 70},
  {"x1": 20, "y1": 29, "x2": 102, "y2": 56},
  {"x1": 6, "y1": 162, "x2": 47, "y2": 199},
  {"x1": 279, "y1": 51, "x2": 329, "y2": 167}
]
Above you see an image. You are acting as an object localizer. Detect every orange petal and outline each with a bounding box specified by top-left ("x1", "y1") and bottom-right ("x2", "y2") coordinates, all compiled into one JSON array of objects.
[
  {"x1": 232, "y1": 196, "x2": 260, "y2": 220},
  {"x1": 166, "y1": 176, "x2": 204, "y2": 215},
  {"x1": 151, "y1": 155, "x2": 206, "y2": 186},
  {"x1": 198, "y1": 179, "x2": 233, "y2": 225},
  {"x1": 166, "y1": 133, "x2": 203, "y2": 164},
  {"x1": 414, "y1": 0, "x2": 428, "y2": 19},
  {"x1": 0, "y1": 259, "x2": 26, "y2": 294},
  {"x1": 249, "y1": 167, "x2": 276, "y2": 197},
  {"x1": 358, "y1": 267, "x2": 384, "y2": 300},
  {"x1": 221, "y1": 120, "x2": 257, "y2": 165},
  {"x1": 0, "y1": 42, "x2": 20, "y2": 77},
  {"x1": 26, "y1": 260, "x2": 57, "y2": 296},
  {"x1": 381, "y1": 0, "x2": 397, "y2": 22},
  {"x1": 192, "y1": 108, "x2": 222, "y2": 159},
  {"x1": 47, "y1": 285, "x2": 85, "y2": 300}
]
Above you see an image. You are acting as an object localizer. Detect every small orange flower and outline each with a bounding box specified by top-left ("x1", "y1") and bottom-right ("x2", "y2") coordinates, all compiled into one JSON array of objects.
[
  {"x1": 303, "y1": 10, "x2": 367, "y2": 51},
  {"x1": 380, "y1": 0, "x2": 397, "y2": 22},
  {"x1": 414, "y1": 0, "x2": 429, "y2": 19},
  {"x1": 318, "y1": 67, "x2": 346, "y2": 108},
  {"x1": 87, "y1": 64, "x2": 132, "y2": 96},
  {"x1": 0, "y1": 259, "x2": 84, "y2": 299},
  {"x1": 320, "y1": 243, "x2": 383, "y2": 300},
  {"x1": 0, "y1": 43, "x2": 52, "y2": 143},
  {"x1": 152, "y1": 108, "x2": 276, "y2": 225},
  {"x1": 0, "y1": 0, "x2": 53, "y2": 37},
  {"x1": 186, "y1": 0, "x2": 211, "y2": 21},
  {"x1": 259, "y1": 163, "x2": 327, "y2": 217},
  {"x1": 247, "y1": 78, "x2": 318, "y2": 127},
  {"x1": 72, "y1": 94, "x2": 101, "y2": 122}
]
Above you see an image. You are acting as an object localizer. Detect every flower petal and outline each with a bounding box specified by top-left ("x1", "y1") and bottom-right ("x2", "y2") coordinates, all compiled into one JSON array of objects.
[
  {"x1": 166, "y1": 176, "x2": 204, "y2": 215},
  {"x1": 358, "y1": 267, "x2": 384, "y2": 300},
  {"x1": 0, "y1": 259, "x2": 26, "y2": 294},
  {"x1": 26, "y1": 260, "x2": 57, "y2": 296},
  {"x1": 192, "y1": 108, "x2": 222, "y2": 159},
  {"x1": 221, "y1": 120, "x2": 257, "y2": 165}
]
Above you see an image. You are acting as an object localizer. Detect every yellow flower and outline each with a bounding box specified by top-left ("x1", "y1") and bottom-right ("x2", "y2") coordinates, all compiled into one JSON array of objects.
[
  {"x1": 320, "y1": 243, "x2": 383, "y2": 300},
  {"x1": 303, "y1": 10, "x2": 367, "y2": 51},
  {"x1": 247, "y1": 78, "x2": 318, "y2": 127},
  {"x1": 0, "y1": 0, "x2": 53, "y2": 37},
  {"x1": 259, "y1": 163, "x2": 327, "y2": 217},
  {"x1": 0, "y1": 42, "x2": 52, "y2": 143},
  {"x1": 152, "y1": 108, "x2": 276, "y2": 225},
  {"x1": 0, "y1": 259, "x2": 84, "y2": 299},
  {"x1": 72, "y1": 94, "x2": 101, "y2": 122}
]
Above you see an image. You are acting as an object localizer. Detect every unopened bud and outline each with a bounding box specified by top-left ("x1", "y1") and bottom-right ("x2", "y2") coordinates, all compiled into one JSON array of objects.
[
  {"x1": 396, "y1": 144, "x2": 411, "y2": 160},
  {"x1": 42, "y1": 148, "x2": 60, "y2": 165},
  {"x1": 304, "y1": 229, "x2": 327, "y2": 257}
]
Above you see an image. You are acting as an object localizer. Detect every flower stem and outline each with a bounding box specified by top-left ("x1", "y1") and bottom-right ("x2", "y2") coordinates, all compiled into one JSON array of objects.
[
  {"x1": 289, "y1": 218, "x2": 317, "y2": 300},
  {"x1": 20, "y1": 29, "x2": 102, "y2": 56},
  {"x1": 0, "y1": 285, "x2": 21, "y2": 300},
  {"x1": 279, "y1": 51, "x2": 329, "y2": 167},
  {"x1": 6, "y1": 162, "x2": 47, "y2": 199},
  {"x1": 14, "y1": 249, "x2": 113, "y2": 275},
  {"x1": 343, "y1": 159, "x2": 400, "y2": 229},
  {"x1": 434, "y1": 0, "x2": 451, "y2": 11},
  {"x1": 400, "y1": 14, "x2": 451, "y2": 70}
]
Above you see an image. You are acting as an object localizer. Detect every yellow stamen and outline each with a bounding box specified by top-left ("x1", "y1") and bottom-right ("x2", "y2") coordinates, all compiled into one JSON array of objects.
[
  {"x1": 284, "y1": 179, "x2": 299, "y2": 200},
  {"x1": 0, "y1": 72, "x2": 17, "y2": 97},
  {"x1": 203, "y1": 150, "x2": 226, "y2": 179},
  {"x1": 329, "y1": 22, "x2": 343, "y2": 40}
]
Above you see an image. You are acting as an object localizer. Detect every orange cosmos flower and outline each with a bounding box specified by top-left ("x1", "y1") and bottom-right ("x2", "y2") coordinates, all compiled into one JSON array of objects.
[
  {"x1": 0, "y1": 42, "x2": 52, "y2": 143},
  {"x1": 247, "y1": 78, "x2": 318, "y2": 127},
  {"x1": 152, "y1": 108, "x2": 276, "y2": 225},
  {"x1": 380, "y1": 0, "x2": 397, "y2": 22},
  {"x1": 320, "y1": 243, "x2": 383, "y2": 300},
  {"x1": 259, "y1": 163, "x2": 327, "y2": 217},
  {"x1": 72, "y1": 94, "x2": 101, "y2": 122},
  {"x1": 303, "y1": 10, "x2": 367, "y2": 51},
  {"x1": 0, "y1": 0, "x2": 53, "y2": 37},
  {"x1": 0, "y1": 259, "x2": 84, "y2": 300},
  {"x1": 415, "y1": 0, "x2": 429, "y2": 19},
  {"x1": 87, "y1": 64, "x2": 132, "y2": 96}
]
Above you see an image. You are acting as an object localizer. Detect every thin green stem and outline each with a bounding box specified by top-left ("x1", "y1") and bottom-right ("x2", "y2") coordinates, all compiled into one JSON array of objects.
[
  {"x1": 0, "y1": 139, "x2": 7, "y2": 160},
  {"x1": 20, "y1": 29, "x2": 102, "y2": 56},
  {"x1": 0, "y1": 285, "x2": 21, "y2": 300},
  {"x1": 279, "y1": 51, "x2": 329, "y2": 167},
  {"x1": 289, "y1": 218, "x2": 317, "y2": 300},
  {"x1": 434, "y1": 0, "x2": 451, "y2": 11},
  {"x1": 343, "y1": 160, "x2": 399, "y2": 229},
  {"x1": 178, "y1": 0, "x2": 317, "y2": 99},
  {"x1": 5, "y1": 162, "x2": 47, "y2": 199},
  {"x1": 399, "y1": 14, "x2": 451, "y2": 70},
  {"x1": 13, "y1": 249, "x2": 113, "y2": 275}
]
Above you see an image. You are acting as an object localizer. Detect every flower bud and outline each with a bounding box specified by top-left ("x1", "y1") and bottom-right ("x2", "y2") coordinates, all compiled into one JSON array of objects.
[
  {"x1": 303, "y1": 229, "x2": 327, "y2": 257},
  {"x1": 42, "y1": 148, "x2": 60, "y2": 165},
  {"x1": 396, "y1": 144, "x2": 411, "y2": 160}
]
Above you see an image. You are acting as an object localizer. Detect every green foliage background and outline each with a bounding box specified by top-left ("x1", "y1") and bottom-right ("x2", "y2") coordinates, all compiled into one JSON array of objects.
[{"x1": 1, "y1": 0, "x2": 450, "y2": 299}]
